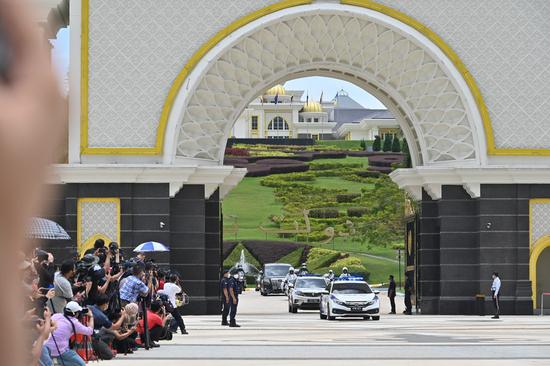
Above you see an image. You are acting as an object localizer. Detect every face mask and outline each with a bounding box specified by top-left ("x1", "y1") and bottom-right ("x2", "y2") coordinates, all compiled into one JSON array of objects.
[{"x1": 233, "y1": 274, "x2": 239, "y2": 279}]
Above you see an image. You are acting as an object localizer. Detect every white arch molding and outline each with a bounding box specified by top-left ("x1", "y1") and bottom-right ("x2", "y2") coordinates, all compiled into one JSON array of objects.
[{"x1": 162, "y1": 3, "x2": 488, "y2": 168}]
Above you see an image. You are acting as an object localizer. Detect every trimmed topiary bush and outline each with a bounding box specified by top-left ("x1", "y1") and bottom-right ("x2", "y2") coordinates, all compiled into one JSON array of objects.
[
  {"x1": 307, "y1": 248, "x2": 343, "y2": 271},
  {"x1": 391, "y1": 136, "x2": 401, "y2": 152},
  {"x1": 225, "y1": 147, "x2": 250, "y2": 156},
  {"x1": 382, "y1": 134, "x2": 393, "y2": 152},
  {"x1": 309, "y1": 162, "x2": 363, "y2": 171},
  {"x1": 372, "y1": 135, "x2": 381, "y2": 151},
  {"x1": 336, "y1": 193, "x2": 361, "y2": 203},
  {"x1": 308, "y1": 208, "x2": 340, "y2": 219},
  {"x1": 347, "y1": 207, "x2": 369, "y2": 217}
]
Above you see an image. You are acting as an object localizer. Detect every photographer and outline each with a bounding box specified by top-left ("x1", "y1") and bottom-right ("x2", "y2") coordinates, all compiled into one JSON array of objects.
[
  {"x1": 49, "y1": 260, "x2": 76, "y2": 314},
  {"x1": 44, "y1": 301, "x2": 94, "y2": 366},
  {"x1": 159, "y1": 274, "x2": 188, "y2": 335},
  {"x1": 137, "y1": 300, "x2": 171, "y2": 347},
  {"x1": 88, "y1": 294, "x2": 126, "y2": 360},
  {"x1": 33, "y1": 250, "x2": 56, "y2": 289},
  {"x1": 119, "y1": 262, "x2": 150, "y2": 306}
]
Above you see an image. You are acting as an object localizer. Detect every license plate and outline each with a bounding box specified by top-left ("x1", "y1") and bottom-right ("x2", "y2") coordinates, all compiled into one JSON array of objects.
[
  {"x1": 351, "y1": 307, "x2": 363, "y2": 312},
  {"x1": 307, "y1": 299, "x2": 319, "y2": 303}
]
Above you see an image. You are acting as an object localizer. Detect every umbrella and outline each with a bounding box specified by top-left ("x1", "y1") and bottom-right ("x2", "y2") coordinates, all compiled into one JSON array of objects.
[
  {"x1": 133, "y1": 241, "x2": 170, "y2": 253},
  {"x1": 29, "y1": 218, "x2": 71, "y2": 240}
]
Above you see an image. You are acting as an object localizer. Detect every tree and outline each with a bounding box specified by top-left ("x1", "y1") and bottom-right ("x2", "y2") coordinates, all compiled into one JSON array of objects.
[
  {"x1": 402, "y1": 138, "x2": 412, "y2": 168},
  {"x1": 391, "y1": 135, "x2": 401, "y2": 152},
  {"x1": 382, "y1": 134, "x2": 392, "y2": 152},
  {"x1": 372, "y1": 135, "x2": 381, "y2": 151},
  {"x1": 360, "y1": 139, "x2": 366, "y2": 150}
]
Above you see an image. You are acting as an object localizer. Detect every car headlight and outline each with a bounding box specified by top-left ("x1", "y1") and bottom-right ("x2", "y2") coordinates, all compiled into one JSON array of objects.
[{"x1": 330, "y1": 294, "x2": 346, "y2": 306}]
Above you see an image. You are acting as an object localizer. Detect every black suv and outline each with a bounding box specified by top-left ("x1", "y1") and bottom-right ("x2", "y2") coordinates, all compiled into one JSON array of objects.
[{"x1": 259, "y1": 263, "x2": 292, "y2": 296}]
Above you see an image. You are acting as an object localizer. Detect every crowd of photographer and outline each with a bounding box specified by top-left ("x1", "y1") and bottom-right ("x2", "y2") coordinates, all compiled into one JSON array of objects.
[{"x1": 22, "y1": 239, "x2": 188, "y2": 366}]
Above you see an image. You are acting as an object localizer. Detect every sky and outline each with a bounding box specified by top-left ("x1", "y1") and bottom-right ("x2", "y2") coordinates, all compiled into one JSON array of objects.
[{"x1": 50, "y1": 28, "x2": 386, "y2": 109}]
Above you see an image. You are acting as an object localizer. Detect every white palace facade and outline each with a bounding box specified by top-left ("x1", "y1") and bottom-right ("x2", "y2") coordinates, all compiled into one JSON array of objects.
[{"x1": 231, "y1": 85, "x2": 400, "y2": 141}]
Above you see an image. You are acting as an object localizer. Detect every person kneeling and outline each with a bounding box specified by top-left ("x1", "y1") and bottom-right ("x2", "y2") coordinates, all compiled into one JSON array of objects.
[
  {"x1": 44, "y1": 302, "x2": 94, "y2": 366},
  {"x1": 137, "y1": 300, "x2": 171, "y2": 347}
]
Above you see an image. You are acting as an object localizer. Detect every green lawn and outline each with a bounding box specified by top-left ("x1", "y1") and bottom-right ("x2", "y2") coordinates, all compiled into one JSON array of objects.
[
  {"x1": 310, "y1": 177, "x2": 371, "y2": 193},
  {"x1": 310, "y1": 156, "x2": 369, "y2": 167}
]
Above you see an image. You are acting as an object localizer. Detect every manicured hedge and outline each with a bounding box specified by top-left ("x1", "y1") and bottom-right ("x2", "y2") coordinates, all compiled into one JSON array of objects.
[
  {"x1": 368, "y1": 154, "x2": 404, "y2": 167},
  {"x1": 310, "y1": 162, "x2": 363, "y2": 171},
  {"x1": 347, "y1": 207, "x2": 369, "y2": 217},
  {"x1": 336, "y1": 193, "x2": 361, "y2": 203},
  {"x1": 355, "y1": 170, "x2": 381, "y2": 178},
  {"x1": 308, "y1": 208, "x2": 339, "y2": 219},
  {"x1": 277, "y1": 247, "x2": 305, "y2": 267},
  {"x1": 225, "y1": 147, "x2": 250, "y2": 156},
  {"x1": 223, "y1": 243, "x2": 261, "y2": 269},
  {"x1": 307, "y1": 248, "x2": 343, "y2": 271},
  {"x1": 223, "y1": 240, "x2": 239, "y2": 258},
  {"x1": 238, "y1": 240, "x2": 310, "y2": 265}
]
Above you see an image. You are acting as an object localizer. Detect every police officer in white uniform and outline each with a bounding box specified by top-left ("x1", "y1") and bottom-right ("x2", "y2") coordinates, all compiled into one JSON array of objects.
[
  {"x1": 491, "y1": 272, "x2": 501, "y2": 319},
  {"x1": 284, "y1": 267, "x2": 297, "y2": 294}
]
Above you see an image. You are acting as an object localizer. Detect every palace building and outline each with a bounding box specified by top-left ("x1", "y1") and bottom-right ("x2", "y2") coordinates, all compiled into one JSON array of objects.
[{"x1": 231, "y1": 86, "x2": 400, "y2": 141}]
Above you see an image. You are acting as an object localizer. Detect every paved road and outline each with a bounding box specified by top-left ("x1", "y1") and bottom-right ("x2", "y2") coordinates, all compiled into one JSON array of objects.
[{"x1": 105, "y1": 291, "x2": 550, "y2": 366}]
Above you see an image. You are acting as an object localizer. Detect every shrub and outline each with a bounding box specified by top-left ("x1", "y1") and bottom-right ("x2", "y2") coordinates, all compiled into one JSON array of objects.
[
  {"x1": 225, "y1": 147, "x2": 250, "y2": 156},
  {"x1": 360, "y1": 139, "x2": 366, "y2": 150},
  {"x1": 382, "y1": 135, "x2": 393, "y2": 152},
  {"x1": 239, "y1": 240, "x2": 309, "y2": 265},
  {"x1": 355, "y1": 170, "x2": 381, "y2": 178},
  {"x1": 269, "y1": 164, "x2": 309, "y2": 174},
  {"x1": 309, "y1": 162, "x2": 362, "y2": 171},
  {"x1": 278, "y1": 247, "x2": 305, "y2": 267},
  {"x1": 372, "y1": 135, "x2": 381, "y2": 151},
  {"x1": 391, "y1": 136, "x2": 401, "y2": 152},
  {"x1": 307, "y1": 248, "x2": 342, "y2": 270},
  {"x1": 308, "y1": 208, "x2": 339, "y2": 219},
  {"x1": 402, "y1": 139, "x2": 412, "y2": 168},
  {"x1": 347, "y1": 207, "x2": 369, "y2": 217},
  {"x1": 336, "y1": 193, "x2": 361, "y2": 203},
  {"x1": 223, "y1": 243, "x2": 261, "y2": 269}
]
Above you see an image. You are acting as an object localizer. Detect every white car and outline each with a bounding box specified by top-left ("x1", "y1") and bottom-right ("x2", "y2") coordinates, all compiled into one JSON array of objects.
[
  {"x1": 288, "y1": 276, "x2": 328, "y2": 313},
  {"x1": 319, "y1": 278, "x2": 380, "y2": 320}
]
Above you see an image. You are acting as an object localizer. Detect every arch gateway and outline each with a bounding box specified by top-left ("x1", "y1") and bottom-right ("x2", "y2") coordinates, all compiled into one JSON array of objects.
[{"x1": 44, "y1": 0, "x2": 550, "y2": 314}]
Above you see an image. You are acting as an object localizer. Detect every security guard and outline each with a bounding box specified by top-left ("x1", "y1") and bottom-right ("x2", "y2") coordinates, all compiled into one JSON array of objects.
[
  {"x1": 491, "y1": 272, "x2": 501, "y2": 319},
  {"x1": 220, "y1": 270, "x2": 231, "y2": 326},
  {"x1": 327, "y1": 270, "x2": 335, "y2": 281},
  {"x1": 228, "y1": 273, "x2": 241, "y2": 327}
]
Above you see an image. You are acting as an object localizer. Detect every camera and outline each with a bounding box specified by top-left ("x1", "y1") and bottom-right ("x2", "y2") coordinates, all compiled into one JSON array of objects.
[{"x1": 108, "y1": 242, "x2": 119, "y2": 255}]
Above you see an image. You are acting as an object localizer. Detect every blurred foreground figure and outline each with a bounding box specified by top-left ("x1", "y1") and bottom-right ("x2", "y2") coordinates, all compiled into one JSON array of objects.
[{"x1": 0, "y1": 0, "x2": 65, "y2": 365}]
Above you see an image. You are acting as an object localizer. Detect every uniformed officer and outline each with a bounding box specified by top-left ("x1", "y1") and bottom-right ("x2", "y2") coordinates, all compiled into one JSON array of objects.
[
  {"x1": 297, "y1": 263, "x2": 309, "y2": 276},
  {"x1": 388, "y1": 275, "x2": 396, "y2": 314},
  {"x1": 491, "y1": 272, "x2": 501, "y2": 319},
  {"x1": 339, "y1": 267, "x2": 351, "y2": 278},
  {"x1": 228, "y1": 273, "x2": 241, "y2": 327},
  {"x1": 220, "y1": 270, "x2": 231, "y2": 326},
  {"x1": 327, "y1": 270, "x2": 335, "y2": 281}
]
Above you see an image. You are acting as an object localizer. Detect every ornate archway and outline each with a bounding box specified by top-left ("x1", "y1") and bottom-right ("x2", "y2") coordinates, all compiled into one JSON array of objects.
[
  {"x1": 162, "y1": 2, "x2": 488, "y2": 168},
  {"x1": 530, "y1": 236, "x2": 550, "y2": 309}
]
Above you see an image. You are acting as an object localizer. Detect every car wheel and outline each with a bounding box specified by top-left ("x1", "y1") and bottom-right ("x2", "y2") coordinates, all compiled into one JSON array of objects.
[
  {"x1": 327, "y1": 305, "x2": 335, "y2": 321},
  {"x1": 291, "y1": 305, "x2": 298, "y2": 313},
  {"x1": 372, "y1": 316, "x2": 380, "y2": 321}
]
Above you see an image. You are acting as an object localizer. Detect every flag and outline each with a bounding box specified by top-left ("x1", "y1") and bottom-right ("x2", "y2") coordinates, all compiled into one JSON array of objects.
[{"x1": 274, "y1": 92, "x2": 279, "y2": 105}]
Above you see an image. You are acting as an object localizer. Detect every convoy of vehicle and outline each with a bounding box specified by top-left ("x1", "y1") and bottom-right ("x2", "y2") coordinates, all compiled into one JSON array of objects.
[{"x1": 257, "y1": 263, "x2": 381, "y2": 321}]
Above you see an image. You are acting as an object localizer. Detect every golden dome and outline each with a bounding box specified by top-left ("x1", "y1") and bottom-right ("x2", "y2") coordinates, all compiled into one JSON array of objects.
[
  {"x1": 265, "y1": 84, "x2": 286, "y2": 96},
  {"x1": 302, "y1": 101, "x2": 323, "y2": 113}
]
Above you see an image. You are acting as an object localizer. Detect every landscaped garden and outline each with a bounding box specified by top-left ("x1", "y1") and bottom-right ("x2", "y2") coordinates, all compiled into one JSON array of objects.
[{"x1": 222, "y1": 140, "x2": 412, "y2": 285}]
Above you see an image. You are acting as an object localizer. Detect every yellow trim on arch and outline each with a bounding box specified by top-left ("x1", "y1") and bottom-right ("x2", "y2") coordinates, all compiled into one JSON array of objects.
[
  {"x1": 80, "y1": 0, "x2": 550, "y2": 156},
  {"x1": 77, "y1": 198, "x2": 121, "y2": 256},
  {"x1": 79, "y1": 0, "x2": 311, "y2": 155},
  {"x1": 529, "y1": 235, "x2": 550, "y2": 308}
]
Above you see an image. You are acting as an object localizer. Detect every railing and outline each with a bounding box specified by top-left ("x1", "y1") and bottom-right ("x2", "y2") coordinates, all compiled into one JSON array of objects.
[{"x1": 541, "y1": 292, "x2": 550, "y2": 316}]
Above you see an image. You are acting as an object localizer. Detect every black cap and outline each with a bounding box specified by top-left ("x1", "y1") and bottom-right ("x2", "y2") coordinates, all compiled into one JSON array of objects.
[{"x1": 223, "y1": 269, "x2": 230, "y2": 274}]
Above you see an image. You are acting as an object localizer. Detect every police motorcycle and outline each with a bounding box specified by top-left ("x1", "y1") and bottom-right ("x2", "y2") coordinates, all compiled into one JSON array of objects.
[
  {"x1": 283, "y1": 267, "x2": 298, "y2": 296},
  {"x1": 323, "y1": 269, "x2": 335, "y2": 284}
]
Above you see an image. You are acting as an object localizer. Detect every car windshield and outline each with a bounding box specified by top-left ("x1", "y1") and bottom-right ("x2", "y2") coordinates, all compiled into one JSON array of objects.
[
  {"x1": 332, "y1": 282, "x2": 372, "y2": 294},
  {"x1": 265, "y1": 265, "x2": 290, "y2": 276},
  {"x1": 295, "y1": 278, "x2": 326, "y2": 289}
]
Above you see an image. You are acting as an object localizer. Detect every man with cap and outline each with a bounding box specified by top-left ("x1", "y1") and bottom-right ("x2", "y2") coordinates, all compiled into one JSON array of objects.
[
  {"x1": 228, "y1": 273, "x2": 241, "y2": 327},
  {"x1": 45, "y1": 301, "x2": 94, "y2": 366},
  {"x1": 220, "y1": 270, "x2": 231, "y2": 326}
]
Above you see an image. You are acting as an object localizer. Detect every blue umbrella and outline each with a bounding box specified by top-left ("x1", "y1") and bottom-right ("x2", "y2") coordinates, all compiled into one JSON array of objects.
[
  {"x1": 29, "y1": 218, "x2": 71, "y2": 240},
  {"x1": 133, "y1": 241, "x2": 170, "y2": 252}
]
